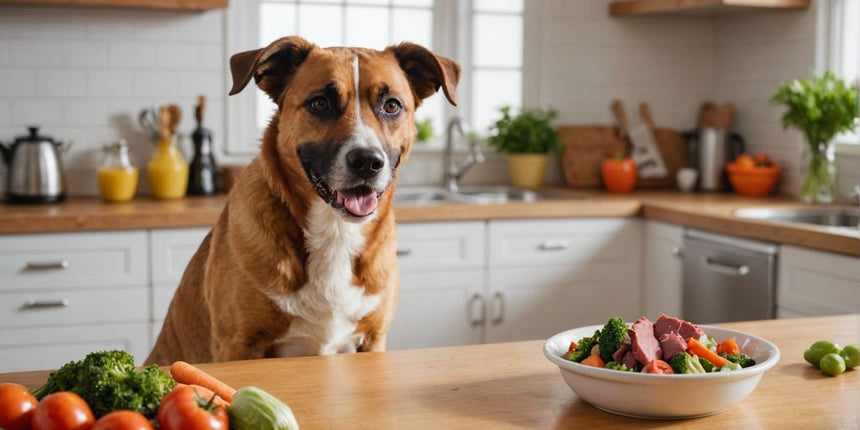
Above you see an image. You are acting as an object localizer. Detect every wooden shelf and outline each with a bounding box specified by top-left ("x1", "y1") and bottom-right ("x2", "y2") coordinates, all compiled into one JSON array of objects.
[
  {"x1": 0, "y1": 0, "x2": 227, "y2": 11},
  {"x1": 610, "y1": 0, "x2": 811, "y2": 16}
]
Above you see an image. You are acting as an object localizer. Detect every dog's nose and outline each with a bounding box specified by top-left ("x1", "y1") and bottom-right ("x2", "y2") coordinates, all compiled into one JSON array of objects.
[{"x1": 346, "y1": 147, "x2": 385, "y2": 179}]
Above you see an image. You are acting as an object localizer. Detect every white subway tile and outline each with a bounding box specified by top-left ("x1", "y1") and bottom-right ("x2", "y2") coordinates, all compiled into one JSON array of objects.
[
  {"x1": 134, "y1": 70, "x2": 178, "y2": 98},
  {"x1": 156, "y1": 43, "x2": 197, "y2": 69},
  {"x1": 88, "y1": 69, "x2": 134, "y2": 97},
  {"x1": 9, "y1": 40, "x2": 62, "y2": 66},
  {"x1": 85, "y1": 9, "x2": 138, "y2": 41},
  {"x1": 134, "y1": 11, "x2": 180, "y2": 41},
  {"x1": 109, "y1": 42, "x2": 156, "y2": 68},
  {"x1": 178, "y1": 70, "x2": 223, "y2": 97},
  {"x1": 12, "y1": 100, "x2": 63, "y2": 126},
  {"x1": 63, "y1": 100, "x2": 109, "y2": 126},
  {"x1": 0, "y1": 40, "x2": 10, "y2": 65},
  {"x1": 62, "y1": 41, "x2": 108, "y2": 68},
  {"x1": 0, "y1": 100, "x2": 10, "y2": 125},
  {"x1": 0, "y1": 68, "x2": 36, "y2": 97},
  {"x1": 177, "y1": 11, "x2": 224, "y2": 43},
  {"x1": 0, "y1": 7, "x2": 86, "y2": 40},
  {"x1": 197, "y1": 44, "x2": 223, "y2": 69},
  {"x1": 37, "y1": 70, "x2": 88, "y2": 98}
]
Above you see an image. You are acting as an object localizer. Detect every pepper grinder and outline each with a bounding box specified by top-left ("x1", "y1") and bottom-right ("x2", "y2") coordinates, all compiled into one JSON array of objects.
[{"x1": 187, "y1": 95, "x2": 219, "y2": 195}]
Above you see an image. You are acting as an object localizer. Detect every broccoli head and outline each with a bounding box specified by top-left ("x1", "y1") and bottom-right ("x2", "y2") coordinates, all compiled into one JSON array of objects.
[
  {"x1": 698, "y1": 356, "x2": 716, "y2": 373},
  {"x1": 564, "y1": 330, "x2": 600, "y2": 363},
  {"x1": 669, "y1": 352, "x2": 707, "y2": 374},
  {"x1": 604, "y1": 361, "x2": 637, "y2": 372},
  {"x1": 699, "y1": 334, "x2": 718, "y2": 351},
  {"x1": 719, "y1": 353, "x2": 756, "y2": 368},
  {"x1": 598, "y1": 317, "x2": 627, "y2": 362},
  {"x1": 720, "y1": 362, "x2": 743, "y2": 372}
]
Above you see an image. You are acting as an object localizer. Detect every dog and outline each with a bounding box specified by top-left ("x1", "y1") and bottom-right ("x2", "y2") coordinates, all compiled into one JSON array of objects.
[{"x1": 145, "y1": 36, "x2": 460, "y2": 364}]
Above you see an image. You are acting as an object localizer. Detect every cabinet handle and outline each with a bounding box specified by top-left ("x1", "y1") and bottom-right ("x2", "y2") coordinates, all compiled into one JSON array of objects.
[
  {"x1": 702, "y1": 257, "x2": 750, "y2": 276},
  {"x1": 396, "y1": 249, "x2": 412, "y2": 257},
  {"x1": 22, "y1": 298, "x2": 70, "y2": 309},
  {"x1": 491, "y1": 292, "x2": 505, "y2": 325},
  {"x1": 538, "y1": 241, "x2": 569, "y2": 251},
  {"x1": 468, "y1": 293, "x2": 485, "y2": 327},
  {"x1": 25, "y1": 260, "x2": 70, "y2": 271},
  {"x1": 670, "y1": 247, "x2": 683, "y2": 257}
]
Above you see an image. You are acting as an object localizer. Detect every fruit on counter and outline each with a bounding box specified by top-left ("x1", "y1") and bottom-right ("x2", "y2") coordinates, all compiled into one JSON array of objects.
[
  {"x1": 156, "y1": 385, "x2": 228, "y2": 430},
  {"x1": 725, "y1": 152, "x2": 780, "y2": 197},
  {"x1": 31, "y1": 350, "x2": 175, "y2": 418},
  {"x1": 92, "y1": 410, "x2": 153, "y2": 430},
  {"x1": 0, "y1": 383, "x2": 38, "y2": 430},
  {"x1": 803, "y1": 340, "x2": 841, "y2": 368},
  {"x1": 601, "y1": 155, "x2": 637, "y2": 194},
  {"x1": 840, "y1": 344, "x2": 859, "y2": 369},
  {"x1": 31, "y1": 392, "x2": 95, "y2": 430},
  {"x1": 818, "y1": 353, "x2": 846, "y2": 377},
  {"x1": 227, "y1": 386, "x2": 300, "y2": 430},
  {"x1": 803, "y1": 340, "x2": 858, "y2": 377}
]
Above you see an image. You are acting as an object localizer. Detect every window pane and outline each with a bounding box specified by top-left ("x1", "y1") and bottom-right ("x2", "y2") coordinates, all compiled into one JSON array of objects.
[
  {"x1": 472, "y1": 69, "x2": 521, "y2": 134},
  {"x1": 842, "y1": 0, "x2": 859, "y2": 80},
  {"x1": 392, "y1": 8, "x2": 433, "y2": 47},
  {"x1": 256, "y1": 93, "x2": 277, "y2": 134},
  {"x1": 345, "y1": 6, "x2": 389, "y2": 49},
  {"x1": 415, "y1": 92, "x2": 444, "y2": 140},
  {"x1": 393, "y1": 0, "x2": 433, "y2": 7},
  {"x1": 348, "y1": 0, "x2": 390, "y2": 5},
  {"x1": 298, "y1": 4, "x2": 343, "y2": 47},
  {"x1": 474, "y1": 0, "x2": 522, "y2": 13},
  {"x1": 472, "y1": 14, "x2": 522, "y2": 68},
  {"x1": 259, "y1": 3, "x2": 297, "y2": 46}
]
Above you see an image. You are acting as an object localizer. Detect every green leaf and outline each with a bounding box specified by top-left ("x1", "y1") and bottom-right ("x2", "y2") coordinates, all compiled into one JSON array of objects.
[
  {"x1": 771, "y1": 71, "x2": 859, "y2": 147},
  {"x1": 486, "y1": 106, "x2": 562, "y2": 154}
]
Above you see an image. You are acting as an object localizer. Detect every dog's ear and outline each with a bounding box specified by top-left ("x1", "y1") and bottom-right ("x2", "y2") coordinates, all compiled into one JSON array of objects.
[
  {"x1": 387, "y1": 43, "x2": 461, "y2": 106},
  {"x1": 229, "y1": 36, "x2": 317, "y2": 101}
]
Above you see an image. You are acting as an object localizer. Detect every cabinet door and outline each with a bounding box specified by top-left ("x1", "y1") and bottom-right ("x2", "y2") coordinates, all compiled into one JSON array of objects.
[
  {"x1": 386, "y1": 269, "x2": 484, "y2": 350},
  {"x1": 778, "y1": 245, "x2": 860, "y2": 316},
  {"x1": 643, "y1": 221, "x2": 684, "y2": 318},
  {"x1": 396, "y1": 222, "x2": 485, "y2": 271},
  {"x1": 150, "y1": 228, "x2": 211, "y2": 285}
]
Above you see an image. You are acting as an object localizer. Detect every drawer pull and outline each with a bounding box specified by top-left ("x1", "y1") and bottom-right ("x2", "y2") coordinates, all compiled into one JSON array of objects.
[
  {"x1": 491, "y1": 292, "x2": 505, "y2": 325},
  {"x1": 538, "y1": 241, "x2": 569, "y2": 251},
  {"x1": 702, "y1": 257, "x2": 750, "y2": 276},
  {"x1": 22, "y1": 298, "x2": 70, "y2": 309},
  {"x1": 25, "y1": 260, "x2": 70, "y2": 271},
  {"x1": 396, "y1": 249, "x2": 412, "y2": 257},
  {"x1": 671, "y1": 247, "x2": 683, "y2": 257},
  {"x1": 468, "y1": 293, "x2": 485, "y2": 327}
]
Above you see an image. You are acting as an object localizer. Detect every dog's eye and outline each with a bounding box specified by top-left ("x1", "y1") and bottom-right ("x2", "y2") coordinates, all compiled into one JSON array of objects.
[
  {"x1": 382, "y1": 99, "x2": 402, "y2": 116},
  {"x1": 308, "y1": 96, "x2": 330, "y2": 113}
]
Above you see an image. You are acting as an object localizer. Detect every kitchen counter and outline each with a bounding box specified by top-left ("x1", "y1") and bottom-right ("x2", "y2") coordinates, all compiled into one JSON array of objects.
[
  {"x1": 0, "y1": 190, "x2": 857, "y2": 256},
  {"x1": 2, "y1": 314, "x2": 858, "y2": 428}
]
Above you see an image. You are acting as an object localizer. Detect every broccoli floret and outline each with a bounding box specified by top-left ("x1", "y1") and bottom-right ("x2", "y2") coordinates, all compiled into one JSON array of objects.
[
  {"x1": 564, "y1": 330, "x2": 600, "y2": 363},
  {"x1": 604, "y1": 361, "x2": 636, "y2": 372},
  {"x1": 720, "y1": 362, "x2": 743, "y2": 372},
  {"x1": 699, "y1": 334, "x2": 718, "y2": 351},
  {"x1": 698, "y1": 356, "x2": 716, "y2": 373},
  {"x1": 669, "y1": 352, "x2": 707, "y2": 374},
  {"x1": 31, "y1": 350, "x2": 175, "y2": 418},
  {"x1": 719, "y1": 353, "x2": 756, "y2": 368},
  {"x1": 598, "y1": 317, "x2": 627, "y2": 362}
]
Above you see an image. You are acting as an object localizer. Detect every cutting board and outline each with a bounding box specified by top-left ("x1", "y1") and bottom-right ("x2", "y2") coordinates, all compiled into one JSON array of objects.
[{"x1": 558, "y1": 125, "x2": 628, "y2": 188}]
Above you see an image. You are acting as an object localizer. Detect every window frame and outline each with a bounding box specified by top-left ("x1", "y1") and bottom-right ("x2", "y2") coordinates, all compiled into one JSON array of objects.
[
  {"x1": 816, "y1": 0, "x2": 859, "y2": 147},
  {"x1": 223, "y1": 0, "x2": 538, "y2": 156}
]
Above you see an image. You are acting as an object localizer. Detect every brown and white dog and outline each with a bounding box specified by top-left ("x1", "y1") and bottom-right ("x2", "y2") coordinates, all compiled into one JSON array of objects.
[{"x1": 145, "y1": 37, "x2": 459, "y2": 364}]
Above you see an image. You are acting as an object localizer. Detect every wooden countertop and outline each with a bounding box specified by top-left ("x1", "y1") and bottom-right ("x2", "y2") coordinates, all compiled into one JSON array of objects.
[
  {"x1": 0, "y1": 189, "x2": 857, "y2": 256},
  {"x1": 2, "y1": 315, "x2": 857, "y2": 429}
]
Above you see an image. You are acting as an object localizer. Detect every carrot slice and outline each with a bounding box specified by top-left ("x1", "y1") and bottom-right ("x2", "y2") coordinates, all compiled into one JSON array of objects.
[
  {"x1": 717, "y1": 338, "x2": 741, "y2": 355},
  {"x1": 170, "y1": 361, "x2": 236, "y2": 403},
  {"x1": 688, "y1": 338, "x2": 729, "y2": 368},
  {"x1": 581, "y1": 354, "x2": 605, "y2": 368}
]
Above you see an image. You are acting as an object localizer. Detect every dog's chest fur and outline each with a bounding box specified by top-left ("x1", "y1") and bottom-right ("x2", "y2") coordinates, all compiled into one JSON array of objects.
[{"x1": 266, "y1": 201, "x2": 381, "y2": 356}]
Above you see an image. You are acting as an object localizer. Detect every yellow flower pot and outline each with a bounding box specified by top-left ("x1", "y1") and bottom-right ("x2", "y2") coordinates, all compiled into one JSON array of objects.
[{"x1": 507, "y1": 153, "x2": 549, "y2": 189}]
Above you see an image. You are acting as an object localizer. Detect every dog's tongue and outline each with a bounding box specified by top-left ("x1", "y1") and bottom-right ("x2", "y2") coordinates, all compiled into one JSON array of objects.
[{"x1": 337, "y1": 188, "x2": 378, "y2": 217}]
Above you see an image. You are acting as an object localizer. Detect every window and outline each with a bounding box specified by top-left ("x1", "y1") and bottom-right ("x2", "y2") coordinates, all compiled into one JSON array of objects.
[
  {"x1": 226, "y1": 0, "x2": 525, "y2": 155},
  {"x1": 826, "y1": 0, "x2": 860, "y2": 144}
]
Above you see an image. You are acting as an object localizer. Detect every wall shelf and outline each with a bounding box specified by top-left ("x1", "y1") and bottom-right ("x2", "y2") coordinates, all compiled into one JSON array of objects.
[
  {"x1": 0, "y1": 0, "x2": 227, "y2": 11},
  {"x1": 609, "y1": 0, "x2": 811, "y2": 17}
]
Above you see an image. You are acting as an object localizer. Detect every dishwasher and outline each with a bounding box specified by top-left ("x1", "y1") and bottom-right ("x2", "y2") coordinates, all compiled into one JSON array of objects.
[{"x1": 682, "y1": 229, "x2": 778, "y2": 323}]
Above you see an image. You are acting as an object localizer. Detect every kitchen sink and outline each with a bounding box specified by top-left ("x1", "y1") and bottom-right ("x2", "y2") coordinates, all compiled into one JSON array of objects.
[
  {"x1": 394, "y1": 186, "x2": 586, "y2": 205},
  {"x1": 733, "y1": 207, "x2": 860, "y2": 229}
]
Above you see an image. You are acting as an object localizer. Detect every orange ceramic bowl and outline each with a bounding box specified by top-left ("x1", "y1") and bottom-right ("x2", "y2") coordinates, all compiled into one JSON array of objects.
[{"x1": 726, "y1": 164, "x2": 780, "y2": 197}]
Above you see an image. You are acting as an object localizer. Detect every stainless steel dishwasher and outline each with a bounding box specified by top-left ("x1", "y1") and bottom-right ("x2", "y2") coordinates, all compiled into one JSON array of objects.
[{"x1": 682, "y1": 229, "x2": 778, "y2": 323}]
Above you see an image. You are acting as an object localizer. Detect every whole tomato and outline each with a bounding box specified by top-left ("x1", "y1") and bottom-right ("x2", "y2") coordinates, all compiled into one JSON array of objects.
[
  {"x1": 31, "y1": 392, "x2": 94, "y2": 430},
  {"x1": 734, "y1": 153, "x2": 756, "y2": 170},
  {"x1": 92, "y1": 411, "x2": 153, "y2": 430},
  {"x1": 157, "y1": 385, "x2": 228, "y2": 430},
  {"x1": 0, "y1": 382, "x2": 38, "y2": 430},
  {"x1": 601, "y1": 156, "x2": 637, "y2": 193}
]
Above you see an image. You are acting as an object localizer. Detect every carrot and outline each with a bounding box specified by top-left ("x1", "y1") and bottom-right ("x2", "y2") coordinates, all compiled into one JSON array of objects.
[
  {"x1": 687, "y1": 338, "x2": 729, "y2": 368},
  {"x1": 581, "y1": 353, "x2": 605, "y2": 368},
  {"x1": 170, "y1": 361, "x2": 236, "y2": 403},
  {"x1": 717, "y1": 338, "x2": 740, "y2": 355}
]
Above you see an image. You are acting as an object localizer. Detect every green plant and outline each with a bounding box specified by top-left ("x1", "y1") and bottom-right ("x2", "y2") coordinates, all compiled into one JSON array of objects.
[
  {"x1": 415, "y1": 118, "x2": 434, "y2": 143},
  {"x1": 486, "y1": 106, "x2": 562, "y2": 154},
  {"x1": 770, "y1": 71, "x2": 858, "y2": 148}
]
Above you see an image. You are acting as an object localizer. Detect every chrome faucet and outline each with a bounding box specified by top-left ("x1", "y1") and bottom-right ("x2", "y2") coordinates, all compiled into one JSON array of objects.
[
  {"x1": 853, "y1": 185, "x2": 860, "y2": 206},
  {"x1": 444, "y1": 117, "x2": 484, "y2": 192}
]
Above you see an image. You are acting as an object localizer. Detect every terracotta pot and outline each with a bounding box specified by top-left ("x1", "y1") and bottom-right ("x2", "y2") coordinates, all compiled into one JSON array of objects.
[{"x1": 507, "y1": 153, "x2": 549, "y2": 189}]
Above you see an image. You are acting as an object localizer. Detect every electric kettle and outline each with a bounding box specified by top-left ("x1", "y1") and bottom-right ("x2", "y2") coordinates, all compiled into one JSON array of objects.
[
  {"x1": 682, "y1": 127, "x2": 745, "y2": 191},
  {"x1": 0, "y1": 126, "x2": 70, "y2": 204}
]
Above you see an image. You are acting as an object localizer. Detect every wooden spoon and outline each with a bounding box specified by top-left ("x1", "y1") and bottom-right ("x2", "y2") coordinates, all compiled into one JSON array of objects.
[
  {"x1": 166, "y1": 104, "x2": 182, "y2": 137},
  {"x1": 158, "y1": 105, "x2": 171, "y2": 141},
  {"x1": 195, "y1": 95, "x2": 206, "y2": 125}
]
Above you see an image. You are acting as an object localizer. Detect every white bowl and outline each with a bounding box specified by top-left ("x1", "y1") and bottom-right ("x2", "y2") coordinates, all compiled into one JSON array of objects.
[{"x1": 543, "y1": 324, "x2": 780, "y2": 419}]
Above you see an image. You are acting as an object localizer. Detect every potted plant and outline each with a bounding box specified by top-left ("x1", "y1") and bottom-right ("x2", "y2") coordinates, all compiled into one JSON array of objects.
[
  {"x1": 771, "y1": 72, "x2": 858, "y2": 203},
  {"x1": 487, "y1": 106, "x2": 562, "y2": 189}
]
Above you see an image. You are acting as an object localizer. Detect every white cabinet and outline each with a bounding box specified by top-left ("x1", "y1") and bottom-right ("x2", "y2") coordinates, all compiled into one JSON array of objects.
[
  {"x1": 642, "y1": 221, "x2": 684, "y2": 318},
  {"x1": 150, "y1": 228, "x2": 210, "y2": 322},
  {"x1": 777, "y1": 245, "x2": 860, "y2": 317}
]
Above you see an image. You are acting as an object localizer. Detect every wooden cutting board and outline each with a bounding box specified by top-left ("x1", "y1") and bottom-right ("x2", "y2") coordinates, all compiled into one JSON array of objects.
[{"x1": 558, "y1": 125, "x2": 627, "y2": 188}]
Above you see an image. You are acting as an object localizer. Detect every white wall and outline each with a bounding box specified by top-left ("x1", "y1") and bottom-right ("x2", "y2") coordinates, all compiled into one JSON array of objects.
[{"x1": 0, "y1": 6, "x2": 226, "y2": 196}]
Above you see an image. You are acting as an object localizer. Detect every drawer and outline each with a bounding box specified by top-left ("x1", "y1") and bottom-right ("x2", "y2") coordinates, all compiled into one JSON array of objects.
[
  {"x1": 488, "y1": 218, "x2": 641, "y2": 268},
  {"x1": 0, "y1": 287, "x2": 149, "y2": 328},
  {"x1": 396, "y1": 221, "x2": 485, "y2": 271},
  {"x1": 0, "y1": 323, "x2": 150, "y2": 373},
  {"x1": 150, "y1": 228, "x2": 210, "y2": 285},
  {"x1": 0, "y1": 231, "x2": 148, "y2": 291}
]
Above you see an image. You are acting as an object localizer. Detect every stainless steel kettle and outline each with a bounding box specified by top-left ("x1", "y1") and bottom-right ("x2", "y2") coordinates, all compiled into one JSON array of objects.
[
  {"x1": 682, "y1": 127, "x2": 745, "y2": 192},
  {"x1": 0, "y1": 127, "x2": 70, "y2": 204}
]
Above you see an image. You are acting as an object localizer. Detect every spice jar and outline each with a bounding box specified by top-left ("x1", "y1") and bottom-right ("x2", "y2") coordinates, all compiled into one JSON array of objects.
[{"x1": 97, "y1": 139, "x2": 138, "y2": 203}]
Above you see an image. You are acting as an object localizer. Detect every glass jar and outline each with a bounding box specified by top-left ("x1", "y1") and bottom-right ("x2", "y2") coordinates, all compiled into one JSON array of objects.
[
  {"x1": 97, "y1": 140, "x2": 139, "y2": 203},
  {"x1": 799, "y1": 142, "x2": 837, "y2": 204},
  {"x1": 147, "y1": 136, "x2": 188, "y2": 200}
]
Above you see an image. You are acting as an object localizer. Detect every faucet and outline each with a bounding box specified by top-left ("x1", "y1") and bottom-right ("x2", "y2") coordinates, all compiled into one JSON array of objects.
[
  {"x1": 853, "y1": 185, "x2": 860, "y2": 206},
  {"x1": 444, "y1": 117, "x2": 484, "y2": 192}
]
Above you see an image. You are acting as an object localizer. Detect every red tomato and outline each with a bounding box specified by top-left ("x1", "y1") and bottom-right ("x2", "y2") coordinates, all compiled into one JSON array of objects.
[
  {"x1": 601, "y1": 157, "x2": 637, "y2": 193},
  {"x1": 156, "y1": 385, "x2": 228, "y2": 430},
  {"x1": 0, "y1": 382, "x2": 38, "y2": 430},
  {"x1": 641, "y1": 360, "x2": 674, "y2": 374},
  {"x1": 92, "y1": 411, "x2": 153, "y2": 430},
  {"x1": 31, "y1": 392, "x2": 94, "y2": 430}
]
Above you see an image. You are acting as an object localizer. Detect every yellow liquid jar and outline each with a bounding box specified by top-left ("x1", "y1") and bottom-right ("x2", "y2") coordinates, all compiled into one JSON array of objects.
[
  {"x1": 147, "y1": 137, "x2": 188, "y2": 199},
  {"x1": 98, "y1": 140, "x2": 139, "y2": 203}
]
